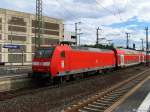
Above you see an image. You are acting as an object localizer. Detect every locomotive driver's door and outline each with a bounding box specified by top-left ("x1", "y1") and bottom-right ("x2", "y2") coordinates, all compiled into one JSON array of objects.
[{"x1": 120, "y1": 55, "x2": 124, "y2": 66}]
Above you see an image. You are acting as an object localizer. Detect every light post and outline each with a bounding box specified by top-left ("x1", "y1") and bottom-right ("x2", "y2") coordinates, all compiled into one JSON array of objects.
[
  {"x1": 78, "y1": 33, "x2": 83, "y2": 46},
  {"x1": 75, "y1": 22, "x2": 81, "y2": 46},
  {"x1": 96, "y1": 27, "x2": 102, "y2": 45},
  {"x1": 145, "y1": 27, "x2": 149, "y2": 66},
  {"x1": 107, "y1": 40, "x2": 112, "y2": 45},
  {"x1": 126, "y1": 33, "x2": 130, "y2": 49},
  {"x1": 141, "y1": 38, "x2": 144, "y2": 51}
]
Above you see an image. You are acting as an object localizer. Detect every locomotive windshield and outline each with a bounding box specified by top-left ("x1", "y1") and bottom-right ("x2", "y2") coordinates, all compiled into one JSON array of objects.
[{"x1": 34, "y1": 47, "x2": 55, "y2": 58}]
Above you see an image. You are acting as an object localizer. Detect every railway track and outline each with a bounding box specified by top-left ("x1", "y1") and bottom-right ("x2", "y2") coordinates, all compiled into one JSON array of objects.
[{"x1": 63, "y1": 68, "x2": 150, "y2": 112}]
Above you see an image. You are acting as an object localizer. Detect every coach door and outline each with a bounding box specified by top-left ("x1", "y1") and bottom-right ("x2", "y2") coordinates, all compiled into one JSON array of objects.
[
  {"x1": 139, "y1": 56, "x2": 141, "y2": 63},
  {"x1": 120, "y1": 55, "x2": 124, "y2": 66},
  {"x1": 142, "y1": 55, "x2": 145, "y2": 62}
]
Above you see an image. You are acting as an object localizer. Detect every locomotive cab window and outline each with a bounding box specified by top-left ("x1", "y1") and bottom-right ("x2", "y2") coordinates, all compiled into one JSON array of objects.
[
  {"x1": 60, "y1": 51, "x2": 65, "y2": 58},
  {"x1": 34, "y1": 47, "x2": 55, "y2": 58}
]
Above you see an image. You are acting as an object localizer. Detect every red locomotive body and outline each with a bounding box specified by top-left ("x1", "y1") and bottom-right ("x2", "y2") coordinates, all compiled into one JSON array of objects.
[{"x1": 32, "y1": 45, "x2": 116, "y2": 78}]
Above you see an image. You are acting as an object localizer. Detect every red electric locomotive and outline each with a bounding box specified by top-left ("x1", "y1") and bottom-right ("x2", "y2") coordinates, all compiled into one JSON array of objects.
[
  {"x1": 32, "y1": 45, "x2": 145, "y2": 79},
  {"x1": 32, "y1": 45, "x2": 116, "y2": 78}
]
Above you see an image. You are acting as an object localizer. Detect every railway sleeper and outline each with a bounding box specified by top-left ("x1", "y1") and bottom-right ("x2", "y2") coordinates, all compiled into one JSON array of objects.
[
  {"x1": 101, "y1": 94, "x2": 119, "y2": 99},
  {"x1": 113, "y1": 88, "x2": 131, "y2": 92},
  {"x1": 97, "y1": 99, "x2": 113, "y2": 104},
  {"x1": 78, "y1": 109, "x2": 89, "y2": 112},
  {"x1": 93, "y1": 101, "x2": 110, "y2": 106},
  {"x1": 83, "y1": 106, "x2": 104, "y2": 112},
  {"x1": 114, "y1": 85, "x2": 133, "y2": 90},
  {"x1": 79, "y1": 108, "x2": 100, "y2": 112},
  {"x1": 106, "y1": 92, "x2": 125, "y2": 97},
  {"x1": 109, "y1": 90, "x2": 128, "y2": 94},
  {"x1": 100, "y1": 97, "x2": 116, "y2": 102},
  {"x1": 102, "y1": 98, "x2": 119, "y2": 103},
  {"x1": 107, "y1": 92, "x2": 127, "y2": 97},
  {"x1": 107, "y1": 92, "x2": 129, "y2": 99},
  {"x1": 88, "y1": 104, "x2": 107, "y2": 110}
]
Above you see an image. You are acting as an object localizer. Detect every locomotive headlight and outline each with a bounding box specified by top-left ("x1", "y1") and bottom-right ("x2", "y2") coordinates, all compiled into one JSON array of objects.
[
  {"x1": 42, "y1": 62, "x2": 50, "y2": 66},
  {"x1": 32, "y1": 62, "x2": 40, "y2": 66}
]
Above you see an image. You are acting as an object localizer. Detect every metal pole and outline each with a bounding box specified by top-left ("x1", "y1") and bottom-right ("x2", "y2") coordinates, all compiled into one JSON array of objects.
[
  {"x1": 78, "y1": 34, "x2": 80, "y2": 46},
  {"x1": 96, "y1": 27, "x2": 99, "y2": 45},
  {"x1": 96, "y1": 27, "x2": 102, "y2": 45},
  {"x1": 35, "y1": 0, "x2": 43, "y2": 48},
  {"x1": 75, "y1": 22, "x2": 81, "y2": 46},
  {"x1": 145, "y1": 27, "x2": 149, "y2": 66},
  {"x1": 141, "y1": 38, "x2": 144, "y2": 51},
  {"x1": 75, "y1": 23, "x2": 78, "y2": 46},
  {"x1": 126, "y1": 33, "x2": 130, "y2": 49},
  {"x1": 78, "y1": 33, "x2": 83, "y2": 46}
]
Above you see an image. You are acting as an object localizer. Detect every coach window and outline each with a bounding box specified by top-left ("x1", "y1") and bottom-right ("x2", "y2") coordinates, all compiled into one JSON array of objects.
[{"x1": 60, "y1": 51, "x2": 65, "y2": 58}]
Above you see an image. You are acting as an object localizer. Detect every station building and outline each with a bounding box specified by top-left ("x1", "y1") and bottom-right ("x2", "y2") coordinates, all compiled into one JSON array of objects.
[{"x1": 0, "y1": 8, "x2": 64, "y2": 65}]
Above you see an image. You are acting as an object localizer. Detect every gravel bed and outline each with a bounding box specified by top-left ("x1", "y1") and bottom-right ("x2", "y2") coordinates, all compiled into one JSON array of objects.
[{"x1": 0, "y1": 65, "x2": 147, "y2": 112}]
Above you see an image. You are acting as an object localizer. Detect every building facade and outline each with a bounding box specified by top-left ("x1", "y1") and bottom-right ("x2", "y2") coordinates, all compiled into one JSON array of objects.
[{"x1": 0, "y1": 8, "x2": 63, "y2": 65}]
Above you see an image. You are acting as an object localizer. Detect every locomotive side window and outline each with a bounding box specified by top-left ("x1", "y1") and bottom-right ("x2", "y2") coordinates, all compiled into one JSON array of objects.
[
  {"x1": 60, "y1": 51, "x2": 65, "y2": 58},
  {"x1": 34, "y1": 47, "x2": 54, "y2": 58}
]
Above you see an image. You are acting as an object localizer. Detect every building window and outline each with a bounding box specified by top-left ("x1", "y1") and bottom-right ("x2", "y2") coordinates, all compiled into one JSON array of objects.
[
  {"x1": 32, "y1": 37, "x2": 35, "y2": 44},
  {"x1": 44, "y1": 22, "x2": 59, "y2": 30},
  {"x1": 8, "y1": 26, "x2": 26, "y2": 32},
  {"x1": 32, "y1": 28, "x2": 59, "y2": 36},
  {"x1": 60, "y1": 51, "x2": 65, "y2": 58},
  {"x1": 32, "y1": 20, "x2": 59, "y2": 30},
  {"x1": 8, "y1": 35, "x2": 26, "y2": 41},
  {"x1": 71, "y1": 36, "x2": 76, "y2": 39},
  {"x1": 44, "y1": 30, "x2": 59, "y2": 36},
  {"x1": 0, "y1": 25, "x2": 2, "y2": 31},
  {"x1": 8, "y1": 54, "x2": 26, "y2": 63},
  {"x1": 0, "y1": 44, "x2": 1, "y2": 52},
  {"x1": 8, "y1": 17, "x2": 26, "y2": 26},
  {"x1": 0, "y1": 18, "x2": 2, "y2": 23},
  {"x1": 32, "y1": 54, "x2": 35, "y2": 59},
  {"x1": 32, "y1": 46, "x2": 35, "y2": 52},
  {"x1": 0, "y1": 34, "x2": 2, "y2": 40},
  {"x1": 0, "y1": 54, "x2": 1, "y2": 62},
  {"x1": 32, "y1": 28, "x2": 37, "y2": 33},
  {"x1": 44, "y1": 38, "x2": 59, "y2": 45}
]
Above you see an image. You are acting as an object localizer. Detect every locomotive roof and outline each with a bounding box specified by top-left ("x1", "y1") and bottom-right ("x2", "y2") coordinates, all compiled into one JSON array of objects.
[
  {"x1": 71, "y1": 46, "x2": 113, "y2": 52},
  {"x1": 116, "y1": 48, "x2": 142, "y2": 54}
]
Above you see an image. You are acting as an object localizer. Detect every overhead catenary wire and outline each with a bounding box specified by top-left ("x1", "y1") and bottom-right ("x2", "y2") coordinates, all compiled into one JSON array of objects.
[
  {"x1": 96, "y1": 0, "x2": 140, "y2": 47},
  {"x1": 95, "y1": 0, "x2": 116, "y2": 16}
]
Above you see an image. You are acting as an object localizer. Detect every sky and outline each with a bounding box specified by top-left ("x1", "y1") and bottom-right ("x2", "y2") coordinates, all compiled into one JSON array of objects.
[{"x1": 0, "y1": 0, "x2": 150, "y2": 49}]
